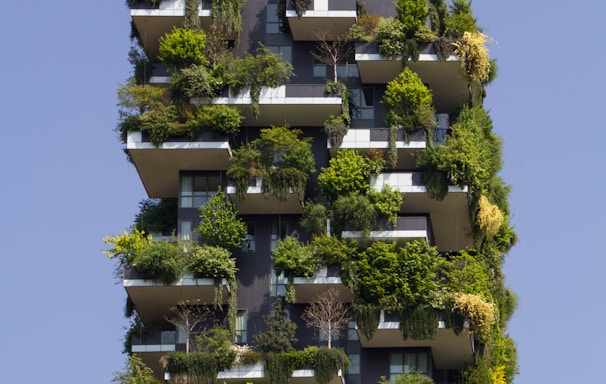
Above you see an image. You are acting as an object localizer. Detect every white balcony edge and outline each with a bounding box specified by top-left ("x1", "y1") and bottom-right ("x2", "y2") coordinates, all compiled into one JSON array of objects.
[
  {"x1": 355, "y1": 53, "x2": 459, "y2": 63},
  {"x1": 132, "y1": 344, "x2": 176, "y2": 353},
  {"x1": 286, "y1": 10, "x2": 357, "y2": 18},
  {"x1": 124, "y1": 273, "x2": 226, "y2": 288},
  {"x1": 126, "y1": 131, "x2": 231, "y2": 151},
  {"x1": 342, "y1": 230, "x2": 428, "y2": 240}
]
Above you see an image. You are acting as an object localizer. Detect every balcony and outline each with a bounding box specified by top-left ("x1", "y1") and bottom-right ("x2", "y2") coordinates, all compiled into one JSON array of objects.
[
  {"x1": 218, "y1": 363, "x2": 345, "y2": 384},
  {"x1": 357, "y1": 311, "x2": 474, "y2": 370},
  {"x1": 124, "y1": 267, "x2": 229, "y2": 323},
  {"x1": 226, "y1": 178, "x2": 303, "y2": 214},
  {"x1": 355, "y1": 42, "x2": 469, "y2": 112},
  {"x1": 292, "y1": 266, "x2": 353, "y2": 303},
  {"x1": 192, "y1": 84, "x2": 342, "y2": 127},
  {"x1": 286, "y1": 0, "x2": 357, "y2": 41},
  {"x1": 126, "y1": 131, "x2": 231, "y2": 198},
  {"x1": 370, "y1": 173, "x2": 472, "y2": 252},
  {"x1": 342, "y1": 216, "x2": 431, "y2": 245},
  {"x1": 130, "y1": 0, "x2": 213, "y2": 60}
]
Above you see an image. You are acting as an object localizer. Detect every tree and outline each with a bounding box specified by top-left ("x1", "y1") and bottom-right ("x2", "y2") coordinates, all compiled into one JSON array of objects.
[
  {"x1": 165, "y1": 299, "x2": 210, "y2": 354},
  {"x1": 112, "y1": 354, "x2": 160, "y2": 384},
  {"x1": 311, "y1": 31, "x2": 352, "y2": 83},
  {"x1": 302, "y1": 289, "x2": 351, "y2": 348},
  {"x1": 254, "y1": 298, "x2": 297, "y2": 353},
  {"x1": 197, "y1": 191, "x2": 247, "y2": 251}
]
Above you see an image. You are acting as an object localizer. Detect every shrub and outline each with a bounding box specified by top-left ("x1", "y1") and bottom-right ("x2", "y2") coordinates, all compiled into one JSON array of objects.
[
  {"x1": 169, "y1": 64, "x2": 216, "y2": 105},
  {"x1": 134, "y1": 242, "x2": 181, "y2": 284},
  {"x1": 197, "y1": 192, "x2": 247, "y2": 251},
  {"x1": 375, "y1": 17, "x2": 407, "y2": 60},
  {"x1": 187, "y1": 245, "x2": 236, "y2": 279},
  {"x1": 445, "y1": 0, "x2": 478, "y2": 39},
  {"x1": 369, "y1": 185, "x2": 404, "y2": 227},
  {"x1": 158, "y1": 27, "x2": 208, "y2": 71},
  {"x1": 300, "y1": 202, "x2": 329, "y2": 236},
  {"x1": 333, "y1": 193, "x2": 376, "y2": 234},
  {"x1": 395, "y1": 0, "x2": 428, "y2": 37},
  {"x1": 452, "y1": 31, "x2": 492, "y2": 83},
  {"x1": 450, "y1": 293, "x2": 495, "y2": 342},
  {"x1": 382, "y1": 68, "x2": 436, "y2": 134},
  {"x1": 476, "y1": 195, "x2": 504, "y2": 239}
]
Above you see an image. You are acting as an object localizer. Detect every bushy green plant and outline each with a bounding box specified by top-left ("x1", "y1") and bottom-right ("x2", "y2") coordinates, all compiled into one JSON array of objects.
[
  {"x1": 134, "y1": 198, "x2": 177, "y2": 234},
  {"x1": 291, "y1": 0, "x2": 311, "y2": 18},
  {"x1": 272, "y1": 237, "x2": 319, "y2": 279},
  {"x1": 158, "y1": 27, "x2": 208, "y2": 71},
  {"x1": 318, "y1": 149, "x2": 384, "y2": 201},
  {"x1": 395, "y1": 0, "x2": 428, "y2": 37},
  {"x1": 112, "y1": 354, "x2": 160, "y2": 384},
  {"x1": 310, "y1": 347, "x2": 349, "y2": 384},
  {"x1": 165, "y1": 350, "x2": 236, "y2": 384},
  {"x1": 134, "y1": 241, "x2": 181, "y2": 284},
  {"x1": 333, "y1": 193, "x2": 377, "y2": 234},
  {"x1": 375, "y1": 17, "x2": 407, "y2": 60},
  {"x1": 211, "y1": 0, "x2": 243, "y2": 41},
  {"x1": 187, "y1": 244, "x2": 236, "y2": 279},
  {"x1": 170, "y1": 64, "x2": 216, "y2": 105},
  {"x1": 197, "y1": 192, "x2": 247, "y2": 251},
  {"x1": 255, "y1": 298, "x2": 297, "y2": 353},
  {"x1": 311, "y1": 234, "x2": 357, "y2": 266},
  {"x1": 439, "y1": 251, "x2": 490, "y2": 298},
  {"x1": 452, "y1": 31, "x2": 493, "y2": 83},
  {"x1": 228, "y1": 126, "x2": 315, "y2": 202},
  {"x1": 103, "y1": 228, "x2": 152, "y2": 268},
  {"x1": 194, "y1": 104, "x2": 243, "y2": 137},
  {"x1": 369, "y1": 185, "x2": 404, "y2": 227},
  {"x1": 445, "y1": 0, "x2": 477, "y2": 39},
  {"x1": 389, "y1": 371, "x2": 435, "y2": 384},
  {"x1": 139, "y1": 105, "x2": 181, "y2": 146},
  {"x1": 300, "y1": 202, "x2": 329, "y2": 235},
  {"x1": 382, "y1": 67, "x2": 436, "y2": 134}
]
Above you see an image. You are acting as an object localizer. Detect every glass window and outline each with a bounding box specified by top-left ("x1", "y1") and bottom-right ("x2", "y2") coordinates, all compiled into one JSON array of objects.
[
  {"x1": 180, "y1": 220, "x2": 192, "y2": 241},
  {"x1": 390, "y1": 351, "x2": 430, "y2": 382},
  {"x1": 234, "y1": 310, "x2": 248, "y2": 343},
  {"x1": 242, "y1": 222, "x2": 255, "y2": 252},
  {"x1": 180, "y1": 175, "x2": 220, "y2": 208},
  {"x1": 268, "y1": 45, "x2": 292, "y2": 64},
  {"x1": 347, "y1": 321, "x2": 359, "y2": 341},
  {"x1": 314, "y1": 64, "x2": 327, "y2": 77},
  {"x1": 348, "y1": 354, "x2": 360, "y2": 375},
  {"x1": 351, "y1": 88, "x2": 375, "y2": 120},
  {"x1": 266, "y1": 4, "x2": 282, "y2": 34}
]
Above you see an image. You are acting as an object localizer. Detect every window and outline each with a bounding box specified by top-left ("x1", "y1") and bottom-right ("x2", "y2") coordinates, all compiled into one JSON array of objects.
[
  {"x1": 266, "y1": 4, "x2": 281, "y2": 34},
  {"x1": 270, "y1": 267, "x2": 287, "y2": 297},
  {"x1": 241, "y1": 222, "x2": 255, "y2": 252},
  {"x1": 267, "y1": 45, "x2": 292, "y2": 64},
  {"x1": 180, "y1": 175, "x2": 220, "y2": 208},
  {"x1": 180, "y1": 220, "x2": 192, "y2": 241},
  {"x1": 234, "y1": 310, "x2": 248, "y2": 343},
  {"x1": 351, "y1": 88, "x2": 375, "y2": 120},
  {"x1": 347, "y1": 321, "x2": 359, "y2": 341},
  {"x1": 390, "y1": 352, "x2": 430, "y2": 382},
  {"x1": 348, "y1": 354, "x2": 360, "y2": 375}
]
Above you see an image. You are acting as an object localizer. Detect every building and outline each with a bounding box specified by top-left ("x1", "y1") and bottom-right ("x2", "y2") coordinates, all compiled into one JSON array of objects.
[{"x1": 110, "y1": 1, "x2": 517, "y2": 383}]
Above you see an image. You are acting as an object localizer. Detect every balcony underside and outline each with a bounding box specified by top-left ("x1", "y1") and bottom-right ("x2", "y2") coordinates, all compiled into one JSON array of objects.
[
  {"x1": 358, "y1": 326, "x2": 474, "y2": 370},
  {"x1": 131, "y1": 12, "x2": 212, "y2": 60},
  {"x1": 292, "y1": 277, "x2": 353, "y2": 303},
  {"x1": 287, "y1": 11, "x2": 357, "y2": 41},
  {"x1": 355, "y1": 54, "x2": 469, "y2": 112},
  {"x1": 124, "y1": 274, "x2": 228, "y2": 323},
  {"x1": 127, "y1": 132, "x2": 231, "y2": 198}
]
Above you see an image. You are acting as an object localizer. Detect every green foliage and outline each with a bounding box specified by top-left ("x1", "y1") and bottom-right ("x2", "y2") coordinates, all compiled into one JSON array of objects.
[
  {"x1": 197, "y1": 191, "x2": 247, "y2": 251},
  {"x1": 196, "y1": 104, "x2": 243, "y2": 137},
  {"x1": 255, "y1": 298, "x2": 297, "y2": 353},
  {"x1": 165, "y1": 350, "x2": 236, "y2": 384},
  {"x1": 416, "y1": 105, "x2": 501, "y2": 196},
  {"x1": 184, "y1": 0, "x2": 201, "y2": 30},
  {"x1": 187, "y1": 244, "x2": 236, "y2": 279},
  {"x1": 453, "y1": 31, "x2": 493, "y2": 83},
  {"x1": 375, "y1": 17, "x2": 407, "y2": 60},
  {"x1": 352, "y1": 302, "x2": 381, "y2": 340},
  {"x1": 318, "y1": 149, "x2": 383, "y2": 201},
  {"x1": 169, "y1": 64, "x2": 216, "y2": 106},
  {"x1": 292, "y1": 0, "x2": 311, "y2": 18},
  {"x1": 369, "y1": 185, "x2": 404, "y2": 227},
  {"x1": 112, "y1": 354, "x2": 160, "y2": 384},
  {"x1": 383, "y1": 67, "x2": 436, "y2": 134},
  {"x1": 428, "y1": 0, "x2": 448, "y2": 36},
  {"x1": 355, "y1": 241, "x2": 438, "y2": 312},
  {"x1": 394, "y1": 0, "x2": 428, "y2": 38},
  {"x1": 116, "y1": 80, "x2": 165, "y2": 142},
  {"x1": 265, "y1": 352, "x2": 300, "y2": 384},
  {"x1": 158, "y1": 27, "x2": 208, "y2": 71},
  {"x1": 300, "y1": 202, "x2": 329, "y2": 236},
  {"x1": 227, "y1": 44, "x2": 294, "y2": 118},
  {"x1": 310, "y1": 347, "x2": 349, "y2": 384},
  {"x1": 450, "y1": 293, "x2": 495, "y2": 342},
  {"x1": 103, "y1": 228, "x2": 152, "y2": 266},
  {"x1": 211, "y1": 0, "x2": 243, "y2": 42},
  {"x1": 127, "y1": 45, "x2": 152, "y2": 86},
  {"x1": 272, "y1": 237, "x2": 319, "y2": 299},
  {"x1": 134, "y1": 198, "x2": 177, "y2": 234},
  {"x1": 324, "y1": 114, "x2": 349, "y2": 150},
  {"x1": 228, "y1": 126, "x2": 315, "y2": 202},
  {"x1": 389, "y1": 371, "x2": 435, "y2": 384},
  {"x1": 347, "y1": 13, "x2": 379, "y2": 42},
  {"x1": 134, "y1": 241, "x2": 181, "y2": 284},
  {"x1": 445, "y1": 0, "x2": 478, "y2": 39},
  {"x1": 333, "y1": 193, "x2": 377, "y2": 234},
  {"x1": 311, "y1": 235, "x2": 357, "y2": 266},
  {"x1": 439, "y1": 251, "x2": 490, "y2": 298},
  {"x1": 399, "y1": 305, "x2": 438, "y2": 340}
]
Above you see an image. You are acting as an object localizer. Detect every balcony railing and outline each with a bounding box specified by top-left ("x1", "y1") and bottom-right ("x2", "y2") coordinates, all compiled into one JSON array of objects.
[
  {"x1": 292, "y1": 265, "x2": 354, "y2": 303},
  {"x1": 226, "y1": 178, "x2": 304, "y2": 215},
  {"x1": 342, "y1": 216, "x2": 432, "y2": 245}
]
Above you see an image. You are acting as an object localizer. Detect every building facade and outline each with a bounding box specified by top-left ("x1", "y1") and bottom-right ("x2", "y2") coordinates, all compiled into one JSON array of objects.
[{"x1": 110, "y1": 1, "x2": 517, "y2": 383}]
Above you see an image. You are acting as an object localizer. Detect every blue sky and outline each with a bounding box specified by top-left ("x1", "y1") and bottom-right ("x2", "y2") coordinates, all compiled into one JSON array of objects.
[{"x1": 0, "y1": 1, "x2": 604, "y2": 383}]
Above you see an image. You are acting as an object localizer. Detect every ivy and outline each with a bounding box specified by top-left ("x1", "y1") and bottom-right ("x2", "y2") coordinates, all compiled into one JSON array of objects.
[
  {"x1": 399, "y1": 305, "x2": 438, "y2": 340},
  {"x1": 352, "y1": 302, "x2": 381, "y2": 340},
  {"x1": 134, "y1": 198, "x2": 177, "y2": 235}
]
